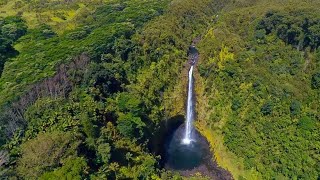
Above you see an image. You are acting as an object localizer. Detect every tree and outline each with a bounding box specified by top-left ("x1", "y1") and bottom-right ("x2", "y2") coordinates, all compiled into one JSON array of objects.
[
  {"x1": 117, "y1": 113, "x2": 145, "y2": 139},
  {"x1": 40, "y1": 157, "x2": 88, "y2": 180},
  {"x1": 17, "y1": 131, "x2": 81, "y2": 178},
  {"x1": 298, "y1": 116, "x2": 315, "y2": 131},
  {"x1": 1, "y1": 16, "x2": 27, "y2": 42},
  {"x1": 311, "y1": 73, "x2": 320, "y2": 89},
  {"x1": 117, "y1": 92, "x2": 142, "y2": 115},
  {"x1": 0, "y1": 16, "x2": 27, "y2": 75},
  {"x1": 261, "y1": 101, "x2": 273, "y2": 116},
  {"x1": 97, "y1": 143, "x2": 111, "y2": 164},
  {"x1": 290, "y1": 100, "x2": 301, "y2": 116}
]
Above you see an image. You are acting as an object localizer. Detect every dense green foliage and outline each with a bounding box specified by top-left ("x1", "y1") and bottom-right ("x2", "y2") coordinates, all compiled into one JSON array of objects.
[
  {"x1": 40, "y1": 157, "x2": 88, "y2": 180},
  {"x1": 1, "y1": 0, "x2": 320, "y2": 179},
  {"x1": 0, "y1": 0, "x2": 221, "y2": 179},
  {"x1": 257, "y1": 10, "x2": 320, "y2": 50},
  {"x1": 0, "y1": 0, "x2": 168, "y2": 106},
  {"x1": 16, "y1": 131, "x2": 81, "y2": 178},
  {"x1": 0, "y1": 16, "x2": 27, "y2": 74},
  {"x1": 197, "y1": 0, "x2": 320, "y2": 179}
]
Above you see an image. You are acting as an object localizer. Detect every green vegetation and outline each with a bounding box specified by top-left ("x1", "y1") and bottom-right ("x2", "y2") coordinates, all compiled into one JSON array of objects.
[
  {"x1": 0, "y1": 0, "x2": 109, "y2": 32},
  {"x1": 197, "y1": 0, "x2": 320, "y2": 179},
  {"x1": 0, "y1": 16, "x2": 27, "y2": 75},
  {"x1": 0, "y1": 0, "x2": 221, "y2": 179},
  {"x1": 17, "y1": 131, "x2": 81, "y2": 178},
  {"x1": 257, "y1": 10, "x2": 320, "y2": 51},
  {"x1": 0, "y1": 0, "x2": 320, "y2": 179},
  {"x1": 0, "y1": 0, "x2": 168, "y2": 107},
  {"x1": 40, "y1": 157, "x2": 88, "y2": 180}
]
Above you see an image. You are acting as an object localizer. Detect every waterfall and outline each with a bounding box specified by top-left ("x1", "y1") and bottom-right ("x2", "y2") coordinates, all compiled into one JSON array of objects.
[{"x1": 182, "y1": 65, "x2": 194, "y2": 145}]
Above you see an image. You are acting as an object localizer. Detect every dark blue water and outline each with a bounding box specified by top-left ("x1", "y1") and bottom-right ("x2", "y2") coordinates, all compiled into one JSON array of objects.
[
  {"x1": 188, "y1": 46, "x2": 199, "y2": 65},
  {"x1": 164, "y1": 124, "x2": 208, "y2": 170},
  {"x1": 163, "y1": 124, "x2": 233, "y2": 179},
  {"x1": 189, "y1": 46, "x2": 199, "y2": 55}
]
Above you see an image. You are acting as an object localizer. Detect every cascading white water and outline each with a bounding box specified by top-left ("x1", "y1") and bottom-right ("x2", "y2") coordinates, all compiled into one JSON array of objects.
[{"x1": 182, "y1": 65, "x2": 194, "y2": 145}]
